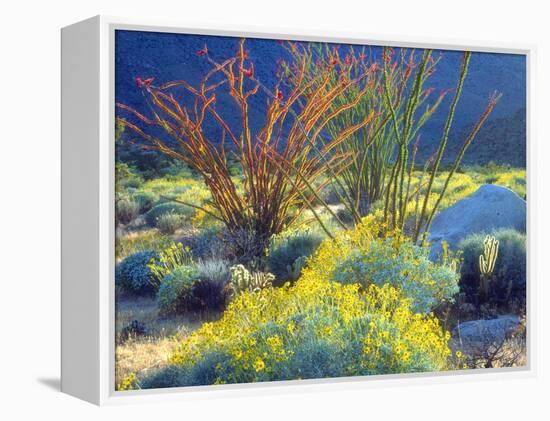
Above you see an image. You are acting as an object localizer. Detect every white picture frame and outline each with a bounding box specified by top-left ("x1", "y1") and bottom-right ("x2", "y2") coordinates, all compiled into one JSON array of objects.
[{"x1": 61, "y1": 15, "x2": 535, "y2": 406}]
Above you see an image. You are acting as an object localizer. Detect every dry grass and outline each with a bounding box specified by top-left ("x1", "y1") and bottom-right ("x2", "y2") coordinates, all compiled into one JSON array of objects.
[
  {"x1": 116, "y1": 337, "x2": 180, "y2": 388},
  {"x1": 115, "y1": 296, "x2": 221, "y2": 387}
]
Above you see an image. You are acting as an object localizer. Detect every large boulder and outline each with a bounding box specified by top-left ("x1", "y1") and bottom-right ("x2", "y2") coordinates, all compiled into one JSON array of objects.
[{"x1": 428, "y1": 184, "x2": 526, "y2": 258}]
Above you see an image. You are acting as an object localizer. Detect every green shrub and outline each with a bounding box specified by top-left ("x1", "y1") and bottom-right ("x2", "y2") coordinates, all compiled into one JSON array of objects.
[
  {"x1": 332, "y1": 235, "x2": 460, "y2": 314},
  {"x1": 116, "y1": 198, "x2": 139, "y2": 225},
  {"x1": 156, "y1": 265, "x2": 199, "y2": 314},
  {"x1": 458, "y1": 229, "x2": 526, "y2": 303},
  {"x1": 115, "y1": 250, "x2": 158, "y2": 295},
  {"x1": 144, "y1": 202, "x2": 193, "y2": 227},
  {"x1": 133, "y1": 190, "x2": 159, "y2": 212},
  {"x1": 156, "y1": 212, "x2": 184, "y2": 234},
  {"x1": 268, "y1": 231, "x2": 324, "y2": 285},
  {"x1": 148, "y1": 242, "x2": 193, "y2": 287}
]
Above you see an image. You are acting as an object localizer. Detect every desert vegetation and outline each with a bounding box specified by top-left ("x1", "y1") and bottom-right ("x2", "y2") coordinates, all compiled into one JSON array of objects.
[{"x1": 114, "y1": 35, "x2": 527, "y2": 390}]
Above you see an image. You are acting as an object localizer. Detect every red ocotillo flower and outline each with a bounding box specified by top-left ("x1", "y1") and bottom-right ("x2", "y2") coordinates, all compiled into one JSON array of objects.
[
  {"x1": 135, "y1": 77, "x2": 154, "y2": 87},
  {"x1": 196, "y1": 45, "x2": 208, "y2": 56},
  {"x1": 422, "y1": 87, "x2": 436, "y2": 99},
  {"x1": 237, "y1": 49, "x2": 249, "y2": 60},
  {"x1": 275, "y1": 89, "x2": 284, "y2": 101},
  {"x1": 383, "y1": 47, "x2": 395, "y2": 64},
  {"x1": 240, "y1": 63, "x2": 254, "y2": 78}
]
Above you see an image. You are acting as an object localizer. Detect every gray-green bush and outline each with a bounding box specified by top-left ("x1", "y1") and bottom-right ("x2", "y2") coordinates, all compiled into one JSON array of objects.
[
  {"x1": 115, "y1": 250, "x2": 158, "y2": 295},
  {"x1": 144, "y1": 202, "x2": 193, "y2": 227},
  {"x1": 116, "y1": 198, "x2": 139, "y2": 225},
  {"x1": 156, "y1": 265, "x2": 199, "y2": 314},
  {"x1": 156, "y1": 212, "x2": 184, "y2": 234}
]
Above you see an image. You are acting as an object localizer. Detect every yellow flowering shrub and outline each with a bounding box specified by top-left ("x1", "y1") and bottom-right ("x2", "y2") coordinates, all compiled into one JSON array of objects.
[
  {"x1": 303, "y1": 215, "x2": 459, "y2": 313},
  {"x1": 140, "y1": 260, "x2": 451, "y2": 388}
]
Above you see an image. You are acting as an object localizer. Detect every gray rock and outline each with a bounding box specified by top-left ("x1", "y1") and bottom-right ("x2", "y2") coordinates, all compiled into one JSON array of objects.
[
  {"x1": 453, "y1": 315, "x2": 521, "y2": 353},
  {"x1": 428, "y1": 184, "x2": 526, "y2": 259}
]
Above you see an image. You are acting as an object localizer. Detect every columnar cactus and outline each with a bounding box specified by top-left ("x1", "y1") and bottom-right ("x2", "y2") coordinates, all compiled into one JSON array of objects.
[
  {"x1": 478, "y1": 235, "x2": 499, "y2": 300},
  {"x1": 479, "y1": 235, "x2": 499, "y2": 276}
]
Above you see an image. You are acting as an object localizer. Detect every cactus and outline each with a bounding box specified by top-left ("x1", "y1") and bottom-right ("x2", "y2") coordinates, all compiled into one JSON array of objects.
[
  {"x1": 479, "y1": 235, "x2": 499, "y2": 276},
  {"x1": 478, "y1": 235, "x2": 499, "y2": 300},
  {"x1": 286, "y1": 256, "x2": 307, "y2": 283},
  {"x1": 229, "y1": 264, "x2": 274, "y2": 296}
]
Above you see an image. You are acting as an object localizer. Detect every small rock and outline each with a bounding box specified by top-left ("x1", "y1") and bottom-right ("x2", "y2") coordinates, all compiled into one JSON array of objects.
[{"x1": 452, "y1": 315, "x2": 520, "y2": 354}]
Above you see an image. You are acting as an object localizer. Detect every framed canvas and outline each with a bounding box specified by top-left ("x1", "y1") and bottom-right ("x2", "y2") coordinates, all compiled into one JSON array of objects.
[{"x1": 61, "y1": 15, "x2": 534, "y2": 405}]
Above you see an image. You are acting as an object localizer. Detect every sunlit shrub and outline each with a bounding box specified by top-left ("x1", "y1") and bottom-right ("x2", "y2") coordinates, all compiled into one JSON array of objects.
[
  {"x1": 156, "y1": 212, "x2": 184, "y2": 234},
  {"x1": 333, "y1": 237, "x2": 459, "y2": 314},
  {"x1": 144, "y1": 203, "x2": 193, "y2": 227},
  {"x1": 115, "y1": 250, "x2": 158, "y2": 295},
  {"x1": 147, "y1": 242, "x2": 193, "y2": 287},
  {"x1": 156, "y1": 265, "x2": 199, "y2": 314},
  {"x1": 306, "y1": 216, "x2": 459, "y2": 314}
]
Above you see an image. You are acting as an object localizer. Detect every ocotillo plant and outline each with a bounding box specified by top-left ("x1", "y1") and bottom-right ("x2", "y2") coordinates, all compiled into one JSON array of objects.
[
  {"x1": 280, "y1": 43, "x2": 448, "y2": 224},
  {"x1": 117, "y1": 39, "x2": 375, "y2": 261},
  {"x1": 380, "y1": 47, "x2": 501, "y2": 243}
]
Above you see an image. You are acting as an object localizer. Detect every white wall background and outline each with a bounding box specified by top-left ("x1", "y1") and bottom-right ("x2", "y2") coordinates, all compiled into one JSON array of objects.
[{"x1": 0, "y1": 0, "x2": 548, "y2": 418}]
